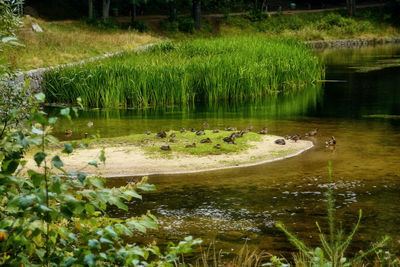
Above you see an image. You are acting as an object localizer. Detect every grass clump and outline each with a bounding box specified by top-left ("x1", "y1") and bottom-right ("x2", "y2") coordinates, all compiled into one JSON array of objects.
[
  {"x1": 96, "y1": 130, "x2": 262, "y2": 157},
  {"x1": 44, "y1": 36, "x2": 324, "y2": 108}
]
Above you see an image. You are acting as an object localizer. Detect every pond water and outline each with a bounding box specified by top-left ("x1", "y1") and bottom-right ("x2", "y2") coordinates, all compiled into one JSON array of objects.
[{"x1": 50, "y1": 45, "x2": 400, "y2": 256}]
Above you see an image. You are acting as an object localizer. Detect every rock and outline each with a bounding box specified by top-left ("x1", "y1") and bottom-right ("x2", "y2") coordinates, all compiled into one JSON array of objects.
[
  {"x1": 32, "y1": 22, "x2": 43, "y2": 33},
  {"x1": 218, "y1": 231, "x2": 245, "y2": 241}
]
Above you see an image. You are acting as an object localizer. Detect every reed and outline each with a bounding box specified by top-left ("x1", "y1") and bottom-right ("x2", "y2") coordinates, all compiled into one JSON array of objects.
[{"x1": 44, "y1": 37, "x2": 324, "y2": 108}]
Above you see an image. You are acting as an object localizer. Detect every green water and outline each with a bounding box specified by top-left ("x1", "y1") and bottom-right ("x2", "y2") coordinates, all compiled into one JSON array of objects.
[{"x1": 49, "y1": 45, "x2": 400, "y2": 256}]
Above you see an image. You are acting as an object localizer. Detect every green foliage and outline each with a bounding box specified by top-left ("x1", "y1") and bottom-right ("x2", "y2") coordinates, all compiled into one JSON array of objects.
[
  {"x1": 162, "y1": 16, "x2": 195, "y2": 33},
  {"x1": 0, "y1": 93, "x2": 202, "y2": 265},
  {"x1": 84, "y1": 16, "x2": 120, "y2": 30},
  {"x1": 44, "y1": 37, "x2": 324, "y2": 108},
  {"x1": 275, "y1": 162, "x2": 390, "y2": 267},
  {"x1": 131, "y1": 21, "x2": 150, "y2": 32}
]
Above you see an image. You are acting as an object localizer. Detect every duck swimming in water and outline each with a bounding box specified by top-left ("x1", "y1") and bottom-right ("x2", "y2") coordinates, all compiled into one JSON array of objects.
[
  {"x1": 305, "y1": 128, "x2": 318, "y2": 137},
  {"x1": 258, "y1": 127, "x2": 268, "y2": 135},
  {"x1": 65, "y1": 130, "x2": 72, "y2": 137},
  {"x1": 160, "y1": 145, "x2": 171, "y2": 151},
  {"x1": 291, "y1": 134, "x2": 301, "y2": 142},
  {"x1": 185, "y1": 143, "x2": 196, "y2": 148},
  {"x1": 200, "y1": 138, "x2": 212, "y2": 143},
  {"x1": 275, "y1": 139, "x2": 286, "y2": 145},
  {"x1": 203, "y1": 122, "x2": 209, "y2": 128},
  {"x1": 325, "y1": 136, "x2": 336, "y2": 146}
]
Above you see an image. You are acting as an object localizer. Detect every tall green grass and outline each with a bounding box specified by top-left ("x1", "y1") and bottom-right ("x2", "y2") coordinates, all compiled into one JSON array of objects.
[{"x1": 44, "y1": 37, "x2": 324, "y2": 108}]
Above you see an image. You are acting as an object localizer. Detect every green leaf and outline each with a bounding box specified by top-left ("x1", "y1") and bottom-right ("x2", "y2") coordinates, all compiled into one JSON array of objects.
[
  {"x1": 32, "y1": 126, "x2": 44, "y2": 135},
  {"x1": 140, "y1": 216, "x2": 158, "y2": 230},
  {"x1": 51, "y1": 177, "x2": 62, "y2": 194},
  {"x1": 88, "y1": 160, "x2": 98, "y2": 167},
  {"x1": 60, "y1": 108, "x2": 71, "y2": 120},
  {"x1": 72, "y1": 107, "x2": 79, "y2": 117},
  {"x1": 34, "y1": 93, "x2": 45, "y2": 103},
  {"x1": 65, "y1": 257, "x2": 77, "y2": 267},
  {"x1": 138, "y1": 184, "x2": 156, "y2": 191},
  {"x1": 109, "y1": 196, "x2": 128, "y2": 211},
  {"x1": 63, "y1": 144, "x2": 73, "y2": 154},
  {"x1": 52, "y1": 156, "x2": 64, "y2": 168},
  {"x1": 88, "y1": 177, "x2": 104, "y2": 188},
  {"x1": 34, "y1": 152, "x2": 47, "y2": 167},
  {"x1": 48, "y1": 117, "x2": 58, "y2": 124},
  {"x1": 84, "y1": 203, "x2": 95, "y2": 215},
  {"x1": 100, "y1": 237, "x2": 113, "y2": 244},
  {"x1": 124, "y1": 190, "x2": 142, "y2": 200},
  {"x1": 84, "y1": 254, "x2": 96, "y2": 266},
  {"x1": 88, "y1": 239, "x2": 100, "y2": 250},
  {"x1": 127, "y1": 220, "x2": 147, "y2": 233},
  {"x1": 28, "y1": 170, "x2": 45, "y2": 187},
  {"x1": 99, "y1": 149, "x2": 106, "y2": 163},
  {"x1": 77, "y1": 172, "x2": 86, "y2": 183}
]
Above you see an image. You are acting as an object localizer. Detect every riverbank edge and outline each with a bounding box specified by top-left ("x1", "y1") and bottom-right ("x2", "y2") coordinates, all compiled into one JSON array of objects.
[
  {"x1": 9, "y1": 36, "x2": 400, "y2": 92},
  {"x1": 85, "y1": 140, "x2": 314, "y2": 178}
]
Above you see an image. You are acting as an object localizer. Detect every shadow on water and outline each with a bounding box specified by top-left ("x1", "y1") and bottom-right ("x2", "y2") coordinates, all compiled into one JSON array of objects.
[{"x1": 48, "y1": 45, "x2": 400, "y2": 256}]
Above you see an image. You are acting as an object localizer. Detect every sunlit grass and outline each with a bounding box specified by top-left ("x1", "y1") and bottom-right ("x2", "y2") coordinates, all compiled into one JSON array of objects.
[{"x1": 44, "y1": 36, "x2": 324, "y2": 108}]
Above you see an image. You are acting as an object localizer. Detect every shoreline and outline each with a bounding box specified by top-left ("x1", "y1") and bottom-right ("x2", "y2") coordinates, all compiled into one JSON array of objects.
[{"x1": 28, "y1": 135, "x2": 314, "y2": 178}]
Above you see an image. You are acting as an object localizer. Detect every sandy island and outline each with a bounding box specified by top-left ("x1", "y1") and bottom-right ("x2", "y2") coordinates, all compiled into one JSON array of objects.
[{"x1": 32, "y1": 135, "x2": 313, "y2": 177}]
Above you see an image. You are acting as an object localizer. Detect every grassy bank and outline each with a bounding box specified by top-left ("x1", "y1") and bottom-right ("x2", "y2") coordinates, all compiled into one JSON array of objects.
[
  {"x1": 1, "y1": 17, "x2": 158, "y2": 71},
  {"x1": 44, "y1": 37, "x2": 324, "y2": 108},
  {"x1": 219, "y1": 8, "x2": 400, "y2": 40}
]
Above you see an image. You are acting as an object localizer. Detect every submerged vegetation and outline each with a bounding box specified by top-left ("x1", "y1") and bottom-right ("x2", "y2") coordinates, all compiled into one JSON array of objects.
[{"x1": 44, "y1": 37, "x2": 324, "y2": 108}]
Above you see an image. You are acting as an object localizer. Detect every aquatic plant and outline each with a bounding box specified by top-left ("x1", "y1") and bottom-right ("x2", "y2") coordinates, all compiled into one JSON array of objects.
[
  {"x1": 44, "y1": 37, "x2": 324, "y2": 108},
  {"x1": 275, "y1": 162, "x2": 390, "y2": 267}
]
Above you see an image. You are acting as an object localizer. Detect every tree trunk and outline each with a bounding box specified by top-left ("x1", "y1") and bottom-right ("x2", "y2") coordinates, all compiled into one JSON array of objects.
[
  {"x1": 346, "y1": 0, "x2": 356, "y2": 16},
  {"x1": 102, "y1": 0, "x2": 111, "y2": 21},
  {"x1": 88, "y1": 0, "x2": 94, "y2": 19},
  {"x1": 192, "y1": 0, "x2": 201, "y2": 30},
  {"x1": 131, "y1": 0, "x2": 136, "y2": 24}
]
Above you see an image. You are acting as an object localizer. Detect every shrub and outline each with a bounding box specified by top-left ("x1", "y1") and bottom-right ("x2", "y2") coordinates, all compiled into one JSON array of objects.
[{"x1": 131, "y1": 21, "x2": 149, "y2": 32}]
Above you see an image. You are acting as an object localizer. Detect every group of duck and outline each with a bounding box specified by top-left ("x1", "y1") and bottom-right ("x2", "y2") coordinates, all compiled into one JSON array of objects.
[{"x1": 147, "y1": 123, "x2": 336, "y2": 151}]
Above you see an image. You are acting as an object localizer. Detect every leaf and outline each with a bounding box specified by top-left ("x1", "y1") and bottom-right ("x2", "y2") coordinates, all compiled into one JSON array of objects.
[
  {"x1": 127, "y1": 220, "x2": 147, "y2": 233},
  {"x1": 72, "y1": 107, "x2": 79, "y2": 117},
  {"x1": 88, "y1": 239, "x2": 100, "y2": 250},
  {"x1": 138, "y1": 184, "x2": 156, "y2": 191},
  {"x1": 34, "y1": 93, "x2": 46, "y2": 103},
  {"x1": 32, "y1": 126, "x2": 44, "y2": 135},
  {"x1": 51, "y1": 177, "x2": 62, "y2": 194},
  {"x1": 60, "y1": 108, "x2": 71, "y2": 120},
  {"x1": 99, "y1": 149, "x2": 106, "y2": 163},
  {"x1": 109, "y1": 196, "x2": 128, "y2": 211},
  {"x1": 88, "y1": 160, "x2": 98, "y2": 167},
  {"x1": 48, "y1": 117, "x2": 58, "y2": 124},
  {"x1": 34, "y1": 152, "x2": 47, "y2": 167},
  {"x1": 88, "y1": 177, "x2": 104, "y2": 188},
  {"x1": 140, "y1": 216, "x2": 158, "y2": 230},
  {"x1": 63, "y1": 144, "x2": 73, "y2": 154},
  {"x1": 100, "y1": 237, "x2": 113, "y2": 244},
  {"x1": 84, "y1": 254, "x2": 96, "y2": 266},
  {"x1": 28, "y1": 170, "x2": 45, "y2": 187},
  {"x1": 124, "y1": 190, "x2": 142, "y2": 200},
  {"x1": 77, "y1": 172, "x2": 86, "y2": 183},
  {"x1": 52, "y1": 156, "x2": 64, "y2": 168}
]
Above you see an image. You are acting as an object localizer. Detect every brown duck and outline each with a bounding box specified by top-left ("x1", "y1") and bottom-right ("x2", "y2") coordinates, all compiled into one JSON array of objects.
[
  {"x1": 156, "y1": 131, "x2": 167, "y2": 138},
  {"x1": 212, "y1": 129, "x2": 220, "y2": 133},
  {"x1": 180, "y1": 128, "x2": 187, "y2": 133},
  {"x1": 203, "y1": 122, "x2": 209, "y2": 128},
  {"x1": 225, "y1": 127, "x2": 237, "y2": 131},
  {"x1": 196, "y1": 130, "x2": 205, "y2": 136},
  {"x1": 145, "y1": 130, "x2": 151, "y2": 135},
  {"x1": 258, "y1": 127, "x2": 268, "y2": 135},
  {"x1": 223, "y1": 136, "x2": 235, "y2": 144},
  {"x1": 200, "y1": 138, "x2": 212, "y2": 143},
  {"x1": 185, "y1": 143, "x2": 196, "y2": 148},
  {"x1": 170, "y1": 133, "x2": 176, "y2": 138},
  {"x1": 275, "y1": 139, "x2": 286, "y2": 145},
  {"x1": 65, "y1": 130, "x2": 73, "y2": 137},
  {"x1": 325, "y1": 136, "x2": 336, "y2": 146},
  {"x1": 305, "y1": 128, "x2": 318, "y2": 137},
  {"x1": 291, "y1": 134, "x2": 302, "y2": 142},
  {"x1": 160, "y1": 145, "x2": 171, "y2": 151}
]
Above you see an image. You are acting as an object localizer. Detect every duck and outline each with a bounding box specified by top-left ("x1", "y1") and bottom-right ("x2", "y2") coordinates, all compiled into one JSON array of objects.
[
  {"x1": 185, "y1": 143, "x2": 196, "y2": 148},
  {"x1": 170, "y1": 133, "x2": 176, "y2": 138},
  {"x1": 223, "y1": 136, "x2": 235, "y2": 144},
  {"x1": 305, "y1": 128, "x2": 318, "y2": 137},
  {"x1": 212, "y1": 129, "x2": 220, "y2": 133},
  {"x1": 246, "y1": 126, "x2": 253, "y2": 132},
  {"x1": 169, "y1": 139, "x2": 177, "y2": 143},
  {"x1": 203, "y1": 122, "x2": 209, "y2": 128},
  {"x1": 225, "y1": 126, "x2": 237, "y2": 131},
  {"x1": 290, "y1": 134, "x2": 301, "y2": 142},
  {"x1": 200, "y1": 138, "x2": 212, "y2": 143},
  {"x1": 160, "y1": 145, "x2": 171, "y2": 151},
  {"x1": 284, "y1": 135, "x2": 291, "y2": 140},
  {"x1": 258, "y1": 127, "x2": 268, "y2": 135},
  {"x1": 325, "y1": 136, "x2": 336, "y2": 146},
  {"x1": 234, "y1": 130, "x2": 245, "y2": 138},
  {"x1": 65, "y1": 130, "x2": 73, "y2": 137},
  {"x1": 87, "y1": 121, "x2": 94, "y2": 128},
  {"x1": 214, "y1": 144, "x2": 221, "y2": 149},
  {"x1": 180, "y1": 128, "x2": 187, "y2": 133},
  {"x1": 84, "y1": 132, "x2": 89, "y2": 138},
  {"x1": 275, "y1": 139, "x2": 286, "y2": 145},
  {"x1": 156, "y1": 131, "x2": 167, "y2": 138},
  {"x1": 145, "y1": 130, "x2": 151, "y2": 135},
  {"x1": 196, "y1": 130, "x2": 205, "y2": 136},
  {"x1": 190, "y1": 128, "x2": 196, "y2": 132}
]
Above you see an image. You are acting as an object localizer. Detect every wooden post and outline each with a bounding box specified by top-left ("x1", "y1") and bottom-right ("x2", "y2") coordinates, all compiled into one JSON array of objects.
[{"x1": 88, "y1": 0, "x2": 94, "y2": 19}]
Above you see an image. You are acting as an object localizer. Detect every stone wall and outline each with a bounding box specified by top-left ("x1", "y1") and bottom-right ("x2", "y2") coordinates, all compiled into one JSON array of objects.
[{"x1": 306, "y1": 37, "x2": 400, "y2": 49}]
